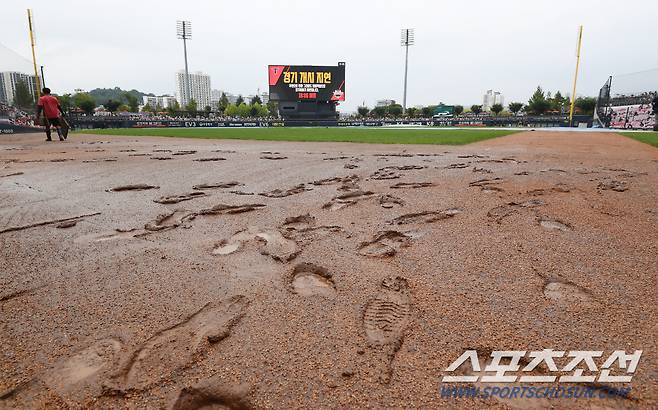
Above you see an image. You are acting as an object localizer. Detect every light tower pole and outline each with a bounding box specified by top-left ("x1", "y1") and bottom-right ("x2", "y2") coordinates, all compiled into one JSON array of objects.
[
  {"x1": 401, "y1": 28, "x2": 415, "y2": 115},
  {"x1": 176, "y1": 20, "x2": 192, "y2": 107}
]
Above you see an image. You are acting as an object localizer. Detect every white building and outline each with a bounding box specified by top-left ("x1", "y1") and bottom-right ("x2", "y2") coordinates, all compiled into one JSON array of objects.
[
  {"x1": 142, "y1": 95, "x2": 177, "y2": 110},
  {"x1": 483, "y1": 90, "x2": 504, "y2": 112},
  {"x1": 175, "y1": 71, "x2": 211, "y2": 108},
  {"x1": 0, "y1": 72, "x2": 37, "y2": 106},
  {"x1": 376, "y1": 99, "x2": 396, "y2": 107}
]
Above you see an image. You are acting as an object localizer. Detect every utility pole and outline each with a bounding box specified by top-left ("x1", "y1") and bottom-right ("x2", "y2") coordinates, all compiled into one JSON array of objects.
[
  {"x1": 401, "y1": 28, "x2": 415, "y2": 115},
  {"x1": 176, "y1": 20, "x2": 192, "y2": 107}
]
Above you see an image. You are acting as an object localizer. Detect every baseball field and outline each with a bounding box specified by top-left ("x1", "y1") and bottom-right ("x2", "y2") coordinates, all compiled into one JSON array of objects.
[{"x1": 1, "y1": 129, "x2": 657, "y2": 408}]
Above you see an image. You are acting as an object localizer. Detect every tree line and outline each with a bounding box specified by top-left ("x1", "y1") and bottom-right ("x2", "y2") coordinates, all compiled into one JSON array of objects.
[{"x1": 356, "y1": 86, "x2": 597, "y2": 118}]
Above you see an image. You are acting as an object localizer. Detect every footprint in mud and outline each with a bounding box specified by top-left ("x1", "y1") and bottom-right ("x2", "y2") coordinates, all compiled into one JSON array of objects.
[
  {"x1": 153, "y1": 149, "x2": 172, "y2": 153},
  {"x1": 344, "y1": 163, "x2": 359, "y2": 169},
  {"x1": 229, "y1": 190, "x2": 256, "y2": 196},
  {"x1": 538, "y1": 217, "x2": 572, "y2": 232},
  {"x1": 260, "y1": 154, "x2": 287, "y2": 160},
  {"x1": 281, "y1": 214, "x2": 316, "y2": 230},
  {"x1": 151, "y1": 156, "x2": 173, "y2": 161},
  {"x1": 390, "y1": 182, "x2": 433, "y2": 189},
  {"x1": 370, "y1": 168, "x2": 402, "y2": 180},
  {"x1": 193, "y1": 157, "x2": 226, "y2": 162},
  {"x1": 290, "y1": 263, "x2": 336, "y2": 297},
  {"x1": 75, "y1": 229, "x2": 141, "y2": 244},
  {"x1": 113, "y1": 296, "x2": 249, "y2": 391},
  {"x1": 144, "y1": 209, "x2": 197, "y2": 232},
  {"x1": 458, "y1": 154, "x2": 487, "y2": 159},
  {"x1": 322, "y1": 190, "x2": 375, "y2": 211},
  {"x1": 107, "y1": 184, "x2": 159, "y2": 192},
  {"x1": 119, "y1": 149, "x2": 136, "y2": 153},
  {"x1": 472, "y1": 167, "x2": 493, "y2": 174},
  {"x1": 171, "y1": 377, "x2": 252, "y2": 410},
  {"x1": 446, "y1": 162, "x2": 469, "y2": 169},
  {"x1": 363, "y1": 277, "x2": 412, "y2": 384},
  {"x1": 213, "y1": 226, "x2": 299, "y2": 262},
  {"x1": 389, "y1": 208, "x2": 462, "y2": 225},
  {"x1": 358, "y1": 231, "x2": 412, "y2": 257},
  {"x1": 378, "y1": 194, "x2": 404, "y2": 209},
  {"x1": 173, "y1": 150, "x2": 197, "y2": 155},
  {"x1": 56, "y1": 220, "x2": 78, "y2": 229},
  {"x1": 128, "y1": 153, "x2": 151, "y2": 157},
  {"x1": 283, "y1": 225, "x2": 343, "y2": 247},
  {"x1": 487, "y1": 200, "x2": 544, "y2": 223},
  {"x1": 154, "y1": 192, "x2": 207, "y2": 204},
  {"x1": 543, "y1": 279, "x2": 595, "y2": 306},
  {"x1": 597, "y1": 179, "x2": 628, "y2": 192},
  {"x1": 259, "y1": 184, "x2": 311, "y2": 198},
  {"x1": 469, "y1": 177, "x2": 504, "y2": 192},
  {"x1": 193, "y1": 182, "x2": 241, "y2": 190},
  {"x1": 199, "y1": 203, "x2": 265, "y2": 215},
  {"x1": 42, "y1": 338, "x2": 123, "y2": 397},
  {"x1": 311, "y1": 176, "x2": 347, "y2": 186}
]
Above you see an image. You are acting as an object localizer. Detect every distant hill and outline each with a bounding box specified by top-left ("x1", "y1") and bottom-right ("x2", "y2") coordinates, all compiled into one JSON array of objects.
[{"x1": 88, "y1": 87, "x2": 155, "y2": 105}]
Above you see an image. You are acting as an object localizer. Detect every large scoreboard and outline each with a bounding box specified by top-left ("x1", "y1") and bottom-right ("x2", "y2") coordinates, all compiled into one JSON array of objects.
[{"x1": 268, "y1": 63, "x2": 345, "y2": 102}]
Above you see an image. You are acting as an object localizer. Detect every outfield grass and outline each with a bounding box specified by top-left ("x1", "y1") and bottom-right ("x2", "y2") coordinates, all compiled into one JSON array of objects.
[
  {"x1": 618, "y1": 131, "x2": 658, "y2": 148},
  {"x1": 76, "y1": 127, "x2": 519, "y2": 145}
]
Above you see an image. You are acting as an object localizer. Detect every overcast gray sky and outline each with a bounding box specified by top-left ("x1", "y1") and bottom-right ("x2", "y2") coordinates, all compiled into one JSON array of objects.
[{"x1": 2, "y1": 0, "x2": 658, "y2": 111}]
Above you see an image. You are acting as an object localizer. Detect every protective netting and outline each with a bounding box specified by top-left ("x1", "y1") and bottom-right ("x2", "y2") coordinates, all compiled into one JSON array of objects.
[
  {"x1": 610, "y1": 68, "x2": 658, "y2": 99},
  {"x1": 595, "y1": 68, "x2": 657, "y2": 129},
  {"x1": 0, "y1": 42, "x2": 34, "y2": 74}
]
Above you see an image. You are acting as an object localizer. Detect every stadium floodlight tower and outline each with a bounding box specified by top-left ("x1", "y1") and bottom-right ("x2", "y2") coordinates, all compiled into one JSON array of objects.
[
  {"x1": 176, "y1": 20, "x2": 192, "y2": 106},
  {"x1": 401, "y1": 28, "x2": 415, "y2": 115}
]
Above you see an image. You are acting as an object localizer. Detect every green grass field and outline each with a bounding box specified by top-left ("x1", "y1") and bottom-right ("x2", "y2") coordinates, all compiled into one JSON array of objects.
[
  {"x1": 76, "y1": 127, "x2": 518, "y2": 145},
  {"x1": 618, "y1": 131, "x2": 658, "y2": 148}
]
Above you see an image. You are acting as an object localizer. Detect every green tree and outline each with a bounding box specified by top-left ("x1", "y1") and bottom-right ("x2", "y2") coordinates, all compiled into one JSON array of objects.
[
  {"x1": 491, "y1": 103, "x2": 504, "y2": 116},
  {"x1": 13, "y1": 80, "x2": 34, "y2": 109},
  {"x1": 57, "y1": 93, "x2": 73, "y2": 112},
  {"x1": 574, "y1": 97, "x2": 596, "y2": 115},
  {"x1": 185, "y1": 99, "x2": 197, "y2": 115},
  {"x1": 236, "y1": 103, "x2": 250, "y2": 117},
  {"x1": 218, "y1": 93, "x2": 229, "y2": 113},
  {"x1": 406, "y1": 107, "x2": 418, "y2": 117},
  {"x1": 224, "y1": 103, "x2": 238, "y2": 117},
  {"x1": 508, "y1": 102, "x2": 524, "y2": 115},
  {"x1": 453, "y1": 105, "x2": 464, "y2": 116},
  {"x1": 249, "y1": 103, "x2": 261, "y2": 117},
  {"x1": 118, "y1": 104, "x2": 130, "y2": 112},
  {"x1": 105, "y1": 99, "x2": 121, "y2": 113},
  {"x1": 470, "y1": 105, "x2": 483, "y2": 115},
  {"x1": 250, "y1": 95, "x2": 262, "y2": 105},
  {"x1": 235, "y1": 95, "x2": 244, "y2": 106},
  {"x1": 357, "y1": 106, "x2": 369, "y2": 117},
  {"x1": 124, "y1": 92, "x2": 139, "y2": 113},
  {"x1": 74, "y1": 92, "x2": 96, "y2": 115},
  {"x1": 266, "y1": 100, "x2": 278, "y2": 117},
  {"x1": 527, "y1": 86, "x2": 550, "y2": 115},
  {"x1": 550, "y1": 91, "x2": 567, "y2": 112},
  {"x1": 371, "y1": 106, "x2": 387, "y2": 117},
  {"x1": 204, "y1": 105, "x2": 212, "y2": 117},
  {"x1": 167, "y1": 100, "x2": 181, "y2": 115},
  {"x1": 155, "y1": 103, "x2": 163, "y2": 113},
  {"x1": 421, "y1": 105, "x2": 436, "y2": 117},
  {"x1": 142, "y1": 104, "x2": 152, "y2": 113},
  {"x1": 388, "y1": 104, "x2": 403, "y2": 117}
]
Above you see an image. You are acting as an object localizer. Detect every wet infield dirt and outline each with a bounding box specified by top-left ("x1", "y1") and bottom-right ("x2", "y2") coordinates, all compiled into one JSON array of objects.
[{"x1": 0, "y1": 131, "x2": 657, "y2": 409}]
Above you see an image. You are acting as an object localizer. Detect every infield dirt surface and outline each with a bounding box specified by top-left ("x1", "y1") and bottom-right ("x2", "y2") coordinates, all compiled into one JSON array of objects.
[{"x1": 1, "y1": 131, "x2": 657, "y2": 409}]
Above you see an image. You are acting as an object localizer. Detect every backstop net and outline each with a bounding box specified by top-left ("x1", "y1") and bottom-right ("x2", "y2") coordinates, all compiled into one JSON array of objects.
[{"x1": 595, "y1": 68, "x2": 658, "y2": 129}]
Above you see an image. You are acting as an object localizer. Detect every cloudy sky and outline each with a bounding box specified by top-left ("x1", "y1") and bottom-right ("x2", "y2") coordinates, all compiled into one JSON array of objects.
[{"x1": 2, "y1": 0, "x2": 657, "y2": 111}]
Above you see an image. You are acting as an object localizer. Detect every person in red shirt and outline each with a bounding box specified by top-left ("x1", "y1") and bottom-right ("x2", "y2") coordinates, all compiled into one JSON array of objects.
[{"x1": 36, "y1": 88, "x2": 66, "y2": 141}]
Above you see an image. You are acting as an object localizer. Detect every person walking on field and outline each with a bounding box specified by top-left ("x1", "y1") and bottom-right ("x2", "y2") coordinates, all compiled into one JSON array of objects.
[{"x1": 36, "y1": 88, "x2": 67, "y2": 141}]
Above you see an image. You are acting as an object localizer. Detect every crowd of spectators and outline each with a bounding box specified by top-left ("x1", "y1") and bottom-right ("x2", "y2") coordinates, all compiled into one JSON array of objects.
[{"x1": 0, "y1": 102, "x2": 36, "y2": 127}]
